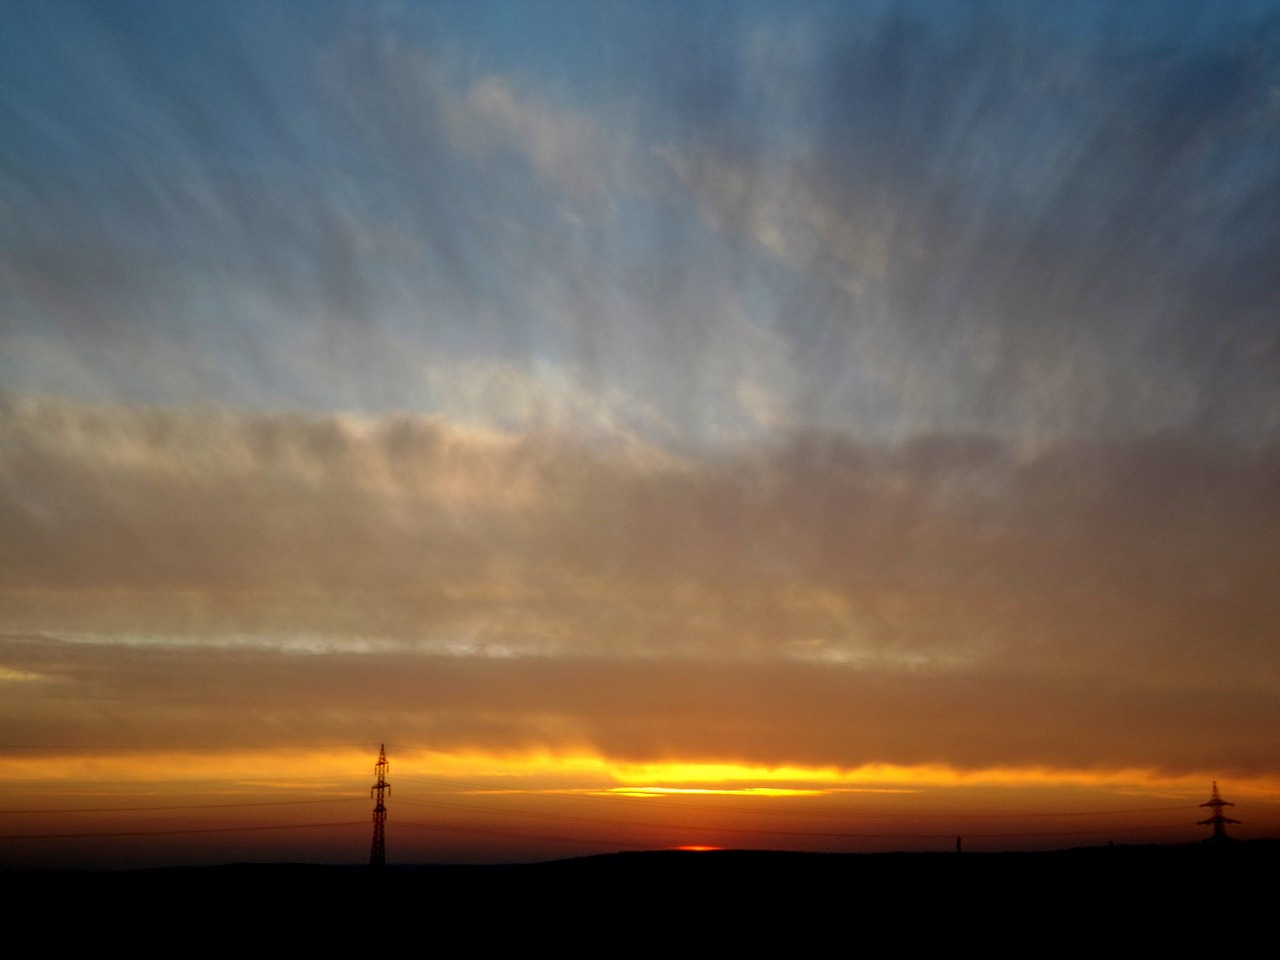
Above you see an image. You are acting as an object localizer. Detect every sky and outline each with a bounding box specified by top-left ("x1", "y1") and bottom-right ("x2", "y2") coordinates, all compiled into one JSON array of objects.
[{"x1": 2, "y1": 0, "x2": 1279, "y2": 867}]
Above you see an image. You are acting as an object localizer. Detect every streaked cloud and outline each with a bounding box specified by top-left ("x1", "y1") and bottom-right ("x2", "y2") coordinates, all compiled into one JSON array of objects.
[
  {"x1": 661, "y1": 146, "x2": 890, "y2": 294},
  {"x1": 4, "y1": 628, "x2": 1278, "y2": 777},
  {"x1": 2, "y1": 394, "x2": 1275, "y2": 686},
  {"x1": 442, "y1": 74, "x2": 628, "y2": 214}
]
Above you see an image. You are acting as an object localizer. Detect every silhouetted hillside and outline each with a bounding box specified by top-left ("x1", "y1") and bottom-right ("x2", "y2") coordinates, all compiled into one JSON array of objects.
[{"x1": 9, "y1": 842, "x2": 1278, "y2": 943}]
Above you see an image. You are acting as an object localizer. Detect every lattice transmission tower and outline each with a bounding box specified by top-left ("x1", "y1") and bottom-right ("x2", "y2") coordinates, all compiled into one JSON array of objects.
[
  {"x1": 370, "y1": 743, "x2": 391, "y2": 869},
  {"x1": 1197, "y1": 781, "x2": 1240, "y2": 842}
]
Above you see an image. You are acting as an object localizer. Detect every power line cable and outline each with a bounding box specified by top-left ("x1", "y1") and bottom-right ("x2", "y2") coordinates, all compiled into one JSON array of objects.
[
  {"x1": 395, "y1": 819, "x2": 653, "y2": 848},
  {"x1": 393, "y1": 776, "x2": 1199, "y2": 821},
  {"x1": 0, "y1": 820, "x2": 367, "y2": 842},
  {"x1": 392, "y1": 796, "x2": 1191, "y2": 842},
  {"x1": 0, "y1": 797, "x2": 361, "y2": 815}
]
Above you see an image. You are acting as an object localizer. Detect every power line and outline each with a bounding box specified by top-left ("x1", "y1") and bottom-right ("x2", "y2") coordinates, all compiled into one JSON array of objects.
[
  {"x1": 393, "y1": 776, "x2": 1199, "y2": 821},
  {"x1": 0, "y1": 820, "x2": 367, "y2": 842},
  {"x1": 0, "y1": 742, "x2": 378, "y2": 751},
  {"x1": 392, "y1": 816, "x2": 1191, "y2": 846},
  {"x1": 0, "y1": 797, "x2": 361, "y2": 815},
  {"x1": 391, "y1": 795, "x2": 1191, "y2": 842},
  {"x1": 1, "y1": 763, "x2": 1245, "y2": 856},
  {"x1": 395, "y1": 819, "x2": 653, "y2": 849}
]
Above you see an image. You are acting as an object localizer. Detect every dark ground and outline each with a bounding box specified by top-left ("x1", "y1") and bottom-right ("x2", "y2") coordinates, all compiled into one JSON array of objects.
[{"x1": 6, "y1": 842, "x2": 1277, "y2": 945}]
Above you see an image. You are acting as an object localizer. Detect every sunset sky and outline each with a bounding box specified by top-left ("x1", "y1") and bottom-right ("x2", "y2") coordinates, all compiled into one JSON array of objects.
[{"x1": 3, "y1": 1, "x2": 1279, "y2": 867}]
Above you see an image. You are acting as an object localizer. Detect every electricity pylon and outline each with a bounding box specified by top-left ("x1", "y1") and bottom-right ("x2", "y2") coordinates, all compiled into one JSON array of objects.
[
  {"x1": 370, "y1": 743, "x2": 390, "y2": 869},
  {"x1": 1197, "y1": 781, "x2": 1240, "y2": 842}
]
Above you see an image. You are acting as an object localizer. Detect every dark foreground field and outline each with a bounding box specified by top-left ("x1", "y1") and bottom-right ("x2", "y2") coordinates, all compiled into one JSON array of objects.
[{"x1": 8, "y1": 843, "x2": 1277, "y2": 943}]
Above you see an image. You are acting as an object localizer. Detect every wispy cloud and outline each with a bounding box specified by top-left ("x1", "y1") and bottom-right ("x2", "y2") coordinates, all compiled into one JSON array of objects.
[
  {"x1": 661, "y1": 146, "x2": 889, "y2": 294},
  {"x1": 2, "y1": 394, "x2": 1274, "y2": 684},
  {"x1": 441, "y1": 74, "x2": 630, "y2": 216},
  {"x1": 4, "y1": 629, "x2": 1278, "y2": 776}
]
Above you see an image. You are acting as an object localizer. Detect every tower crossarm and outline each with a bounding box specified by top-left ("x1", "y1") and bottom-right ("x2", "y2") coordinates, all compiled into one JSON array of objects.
[{"x1": 1197, "y1": 782, "x2": 1241, "y2": 841}]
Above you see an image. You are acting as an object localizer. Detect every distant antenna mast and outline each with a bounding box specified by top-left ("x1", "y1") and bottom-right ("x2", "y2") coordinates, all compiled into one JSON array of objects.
[
  {"x1": 370, "y1": 743, "x2": 390, "y2": 869},
  {"x1": 1197, "y1": 781, "x2": 1240, "y2": 842}
]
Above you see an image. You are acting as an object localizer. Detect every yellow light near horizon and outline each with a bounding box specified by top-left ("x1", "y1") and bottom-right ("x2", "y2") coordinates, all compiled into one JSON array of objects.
[
  {"x1": 587, "y1": 757, "x2": 1280, "y2": 799},
  {"x1": 598, "y1": 786, "x2": 826, "y2": 797},
  {"x1": 2, "y1": 746, "x2": 1277, "y2": 806}
]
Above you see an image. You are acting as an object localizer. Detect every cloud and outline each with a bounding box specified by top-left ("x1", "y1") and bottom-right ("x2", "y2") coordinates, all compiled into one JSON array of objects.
[
  {"x1": 440, "y1": 75, "x2": 628, "y2": 215},
  {"x1": 418, "y1": 355, "x2": 675, "y2": 448},
  {"x1": 661, "y1": 145, "x2": 889, "y2": 294},
  {"x1": 651, "y1": 8, "x2": 1280, "y2": 444},
  {"x1": 2, "y1": 394, "x2": 1275, "y2": 686},
  {"x1": 3, "y1": 631, "x2": 1277, "y2": 776},
  {"x1": 5, "y1": 7, "x2": 1276, "y2": 446}
]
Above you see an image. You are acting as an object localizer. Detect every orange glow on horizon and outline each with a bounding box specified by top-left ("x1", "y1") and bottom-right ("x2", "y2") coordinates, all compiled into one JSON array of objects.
[
  {"x1": 4, "y1": 743, "x2": 1278, "y2": 869},
  {"x1": 3, "y1": 747, "x2": 1280, "y2": 800}
]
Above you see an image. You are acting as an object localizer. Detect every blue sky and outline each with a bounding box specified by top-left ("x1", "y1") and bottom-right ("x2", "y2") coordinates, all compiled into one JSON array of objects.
[{"x1": 5, "y1": 1, "x2": 1277, "y2": 441}]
